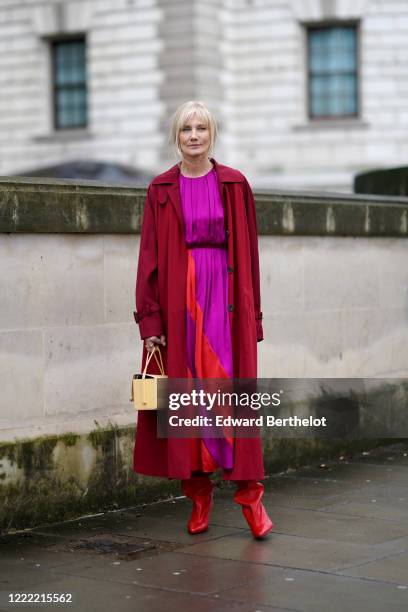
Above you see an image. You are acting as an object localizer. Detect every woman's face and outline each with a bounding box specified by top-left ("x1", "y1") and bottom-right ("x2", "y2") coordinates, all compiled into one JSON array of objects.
[{"x1": 178, "y1": 114, "x2": 211, "y2": 159}]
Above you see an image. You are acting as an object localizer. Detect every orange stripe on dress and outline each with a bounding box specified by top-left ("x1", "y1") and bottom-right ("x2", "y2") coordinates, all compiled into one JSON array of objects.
[
  {"x1": 186, "y1": 250, "x2": 234, "y2": 445},
  {"x1": 187, "y1": 251, "x2": 229, "y2": 379}
]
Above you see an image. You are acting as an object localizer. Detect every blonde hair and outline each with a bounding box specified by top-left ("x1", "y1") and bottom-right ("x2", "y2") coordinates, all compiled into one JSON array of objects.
[{"x1": 169, "y1": 100, "x2": 218, "y2": 158}]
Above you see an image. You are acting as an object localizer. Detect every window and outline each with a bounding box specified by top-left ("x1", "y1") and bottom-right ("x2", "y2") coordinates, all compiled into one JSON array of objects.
[
  {"x1": 51, "y1": 37, "x2": 88, "y2": 129},
  {"x1": 307, "y1": 24, "x2": 358, "y2": 119}
]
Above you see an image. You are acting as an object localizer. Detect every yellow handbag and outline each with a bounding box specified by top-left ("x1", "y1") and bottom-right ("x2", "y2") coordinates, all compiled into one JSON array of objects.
[{"x1": 130, "y1": 346, "x2": 167, "y2": 410}]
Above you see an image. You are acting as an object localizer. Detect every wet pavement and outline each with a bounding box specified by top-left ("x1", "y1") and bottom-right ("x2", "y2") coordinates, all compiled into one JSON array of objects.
[{"x1": 1, "y1": 442, "x2": 408, "y2": 611}]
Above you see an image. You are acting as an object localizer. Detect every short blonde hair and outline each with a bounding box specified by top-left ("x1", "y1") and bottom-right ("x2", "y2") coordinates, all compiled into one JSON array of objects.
[{"x1": 169, "y1": 100, "x2": 218, "y2": 158}]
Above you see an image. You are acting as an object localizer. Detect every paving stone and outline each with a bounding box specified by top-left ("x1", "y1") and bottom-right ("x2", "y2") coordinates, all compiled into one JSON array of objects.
[
  {"x1": 48, "y1": 550, "x2": 275, "y2": 596},
  {"x1": 212, "y1": 565, "x2": 408, "y2": 612},
  {"x1": 0, "y1": 561, "x2": 65, "y2": 590},
  {"x1": 240, "y1": 506, "x2": 408, "y2": 544},
  {"x1": 125, "y1": 498, "x2": 191, "y2": 520},
  {"x1": 321, "y1": 498, "x2": 408, "y2": 524},
  {"x1": 37, "y1": 511, "x2": 239, "y2": 546},
  {"x1": 260, "y1": 476, "x2": 373, "y2": 498},
  {"x1": 0, "y1": 533, "x2": 85, "y2": 569},
  {"x1": 177, "y1": 531, "x2": 406, "y2": 573},
  {"x1": 32, "y1": 509, "x2": 160, "y2": 539},
  {"x1": 290, "y1": 461, "x2": 408, "y2": 485},
  {"x1": 252, "y1": 492, "x2": 335, "y2": 510},
  {"x1": 121, "y1": 515, "x2": 241, "y2": 542},
  {"x1": 337, "y1": 550, "x2": 408, "y2": 584},
  {"x1": 0, "y1": 573, "x2": 277, "y2": 612}
]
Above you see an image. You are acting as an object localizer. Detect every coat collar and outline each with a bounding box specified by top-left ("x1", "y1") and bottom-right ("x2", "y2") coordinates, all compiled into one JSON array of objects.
[
  {"x1": 150, "y1": 157, "x2": 243, "y2": 231},
  {"x1": 151, "y1": 157, "x2": 244, "y2": 185}
]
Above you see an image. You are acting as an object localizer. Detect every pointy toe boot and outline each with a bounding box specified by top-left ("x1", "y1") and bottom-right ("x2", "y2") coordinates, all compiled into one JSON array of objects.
[
  {"x1": 234, "y1": 480, "x2": 274, "y2": 539},
  {"x1": 181, "y1": 477, "x2": 214, "y2": 534}
]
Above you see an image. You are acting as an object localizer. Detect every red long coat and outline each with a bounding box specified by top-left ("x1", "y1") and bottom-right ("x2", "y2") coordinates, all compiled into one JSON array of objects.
[{"x1": 133, "y1": 157, "x2": 265, "y2": 480}]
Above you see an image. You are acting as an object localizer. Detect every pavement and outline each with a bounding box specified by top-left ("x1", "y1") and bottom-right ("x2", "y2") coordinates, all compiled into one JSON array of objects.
[{"x1": 0, "y1": 442, "x2": 408, "y2": 612}]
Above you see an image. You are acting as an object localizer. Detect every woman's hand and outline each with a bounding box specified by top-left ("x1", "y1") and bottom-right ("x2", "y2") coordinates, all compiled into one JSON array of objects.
[{"x1": 145, "y1": 335, "x2": 166, "y2": 352}]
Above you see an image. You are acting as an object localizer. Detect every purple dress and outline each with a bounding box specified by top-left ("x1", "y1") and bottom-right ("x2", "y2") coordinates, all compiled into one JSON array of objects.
[{"x1": 179, "y1": 166, "x2": 234, "y2": 472}]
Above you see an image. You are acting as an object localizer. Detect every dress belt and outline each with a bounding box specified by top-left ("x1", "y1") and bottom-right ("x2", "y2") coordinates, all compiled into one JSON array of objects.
[{"x1": 186, "y1": 242, "x2": 227, "y2": 249}]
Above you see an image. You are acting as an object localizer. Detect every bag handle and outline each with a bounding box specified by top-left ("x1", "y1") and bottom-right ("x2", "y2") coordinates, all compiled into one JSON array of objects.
[
  {"x1": 142, "y1": 345, "x2": 165, "y2": 377},
  {"x1": 153, "y1": 345, "x2": 165, "y2": 375}
]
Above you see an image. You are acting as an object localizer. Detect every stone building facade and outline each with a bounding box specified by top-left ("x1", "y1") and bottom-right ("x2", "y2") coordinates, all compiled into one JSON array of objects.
[{"x1": 1, "y1": 0, "x2": 407, "y2": 191}]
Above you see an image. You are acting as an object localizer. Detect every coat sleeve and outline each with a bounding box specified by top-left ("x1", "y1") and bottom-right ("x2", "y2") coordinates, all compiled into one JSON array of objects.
[
  {"x1": 133, "y1": 184, "x2": 164, "y2": 340},
  {"x1": 243, "y1": 177, "x2": 264, "y2": 342}
]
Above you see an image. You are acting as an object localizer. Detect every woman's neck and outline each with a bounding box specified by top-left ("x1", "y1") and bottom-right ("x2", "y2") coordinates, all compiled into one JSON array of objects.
[{"x1": 179, "y1": 157, "x2": 214, "y2": 178}]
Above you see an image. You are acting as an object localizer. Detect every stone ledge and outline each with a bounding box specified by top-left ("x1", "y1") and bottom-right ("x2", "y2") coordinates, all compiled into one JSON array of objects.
[{"x1": 1, "y1": 177, "x2": 408, "y2": 236}]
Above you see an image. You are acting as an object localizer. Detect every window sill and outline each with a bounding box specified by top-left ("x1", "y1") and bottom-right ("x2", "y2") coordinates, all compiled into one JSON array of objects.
[
  {"x1": 32, "y1": 129, "x2": 93, "y2": 143},
  {"x1": 292, "y1": 119, "x2": 369, "y2": 131}
]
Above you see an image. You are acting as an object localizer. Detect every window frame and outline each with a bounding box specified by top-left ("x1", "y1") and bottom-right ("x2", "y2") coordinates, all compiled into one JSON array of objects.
[
  {"x1": 305, "y1": 19, "x2": 360, "y2": 121},
  {"x1": 50, "y1": 34, "x2": 88, "y2": 131}
]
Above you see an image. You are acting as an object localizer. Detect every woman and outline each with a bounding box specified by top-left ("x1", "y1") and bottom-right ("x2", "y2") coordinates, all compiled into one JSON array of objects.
[{"x1": 133, "y1": 100, "x2": 273, "y2": 539}]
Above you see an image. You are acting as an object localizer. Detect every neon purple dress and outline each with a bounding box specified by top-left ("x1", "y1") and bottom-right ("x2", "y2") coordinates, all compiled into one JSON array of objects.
[{"x1": 179, "y1": 166, "x2": 234, "y2": 472}]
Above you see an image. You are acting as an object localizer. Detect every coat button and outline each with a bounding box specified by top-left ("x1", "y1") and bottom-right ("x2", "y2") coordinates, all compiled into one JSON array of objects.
[
  {"x1": 227, "y1": 266, "x2": 234, "y2": 273},
  {"x1": 228, "y1": 304, "x2": 234, "y2": 312},
  {"x1": 225, "y1": 229, "x2": 230, "y2": 237}
]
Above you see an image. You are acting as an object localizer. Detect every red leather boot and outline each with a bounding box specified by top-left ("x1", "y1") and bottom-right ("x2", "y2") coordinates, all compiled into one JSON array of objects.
[
  {"x1": 234, "y1": 480, "x2": 274, "y2": 539},
  {"x1": 181, "y1": 476, "x2": 214, "y2": 534}
]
